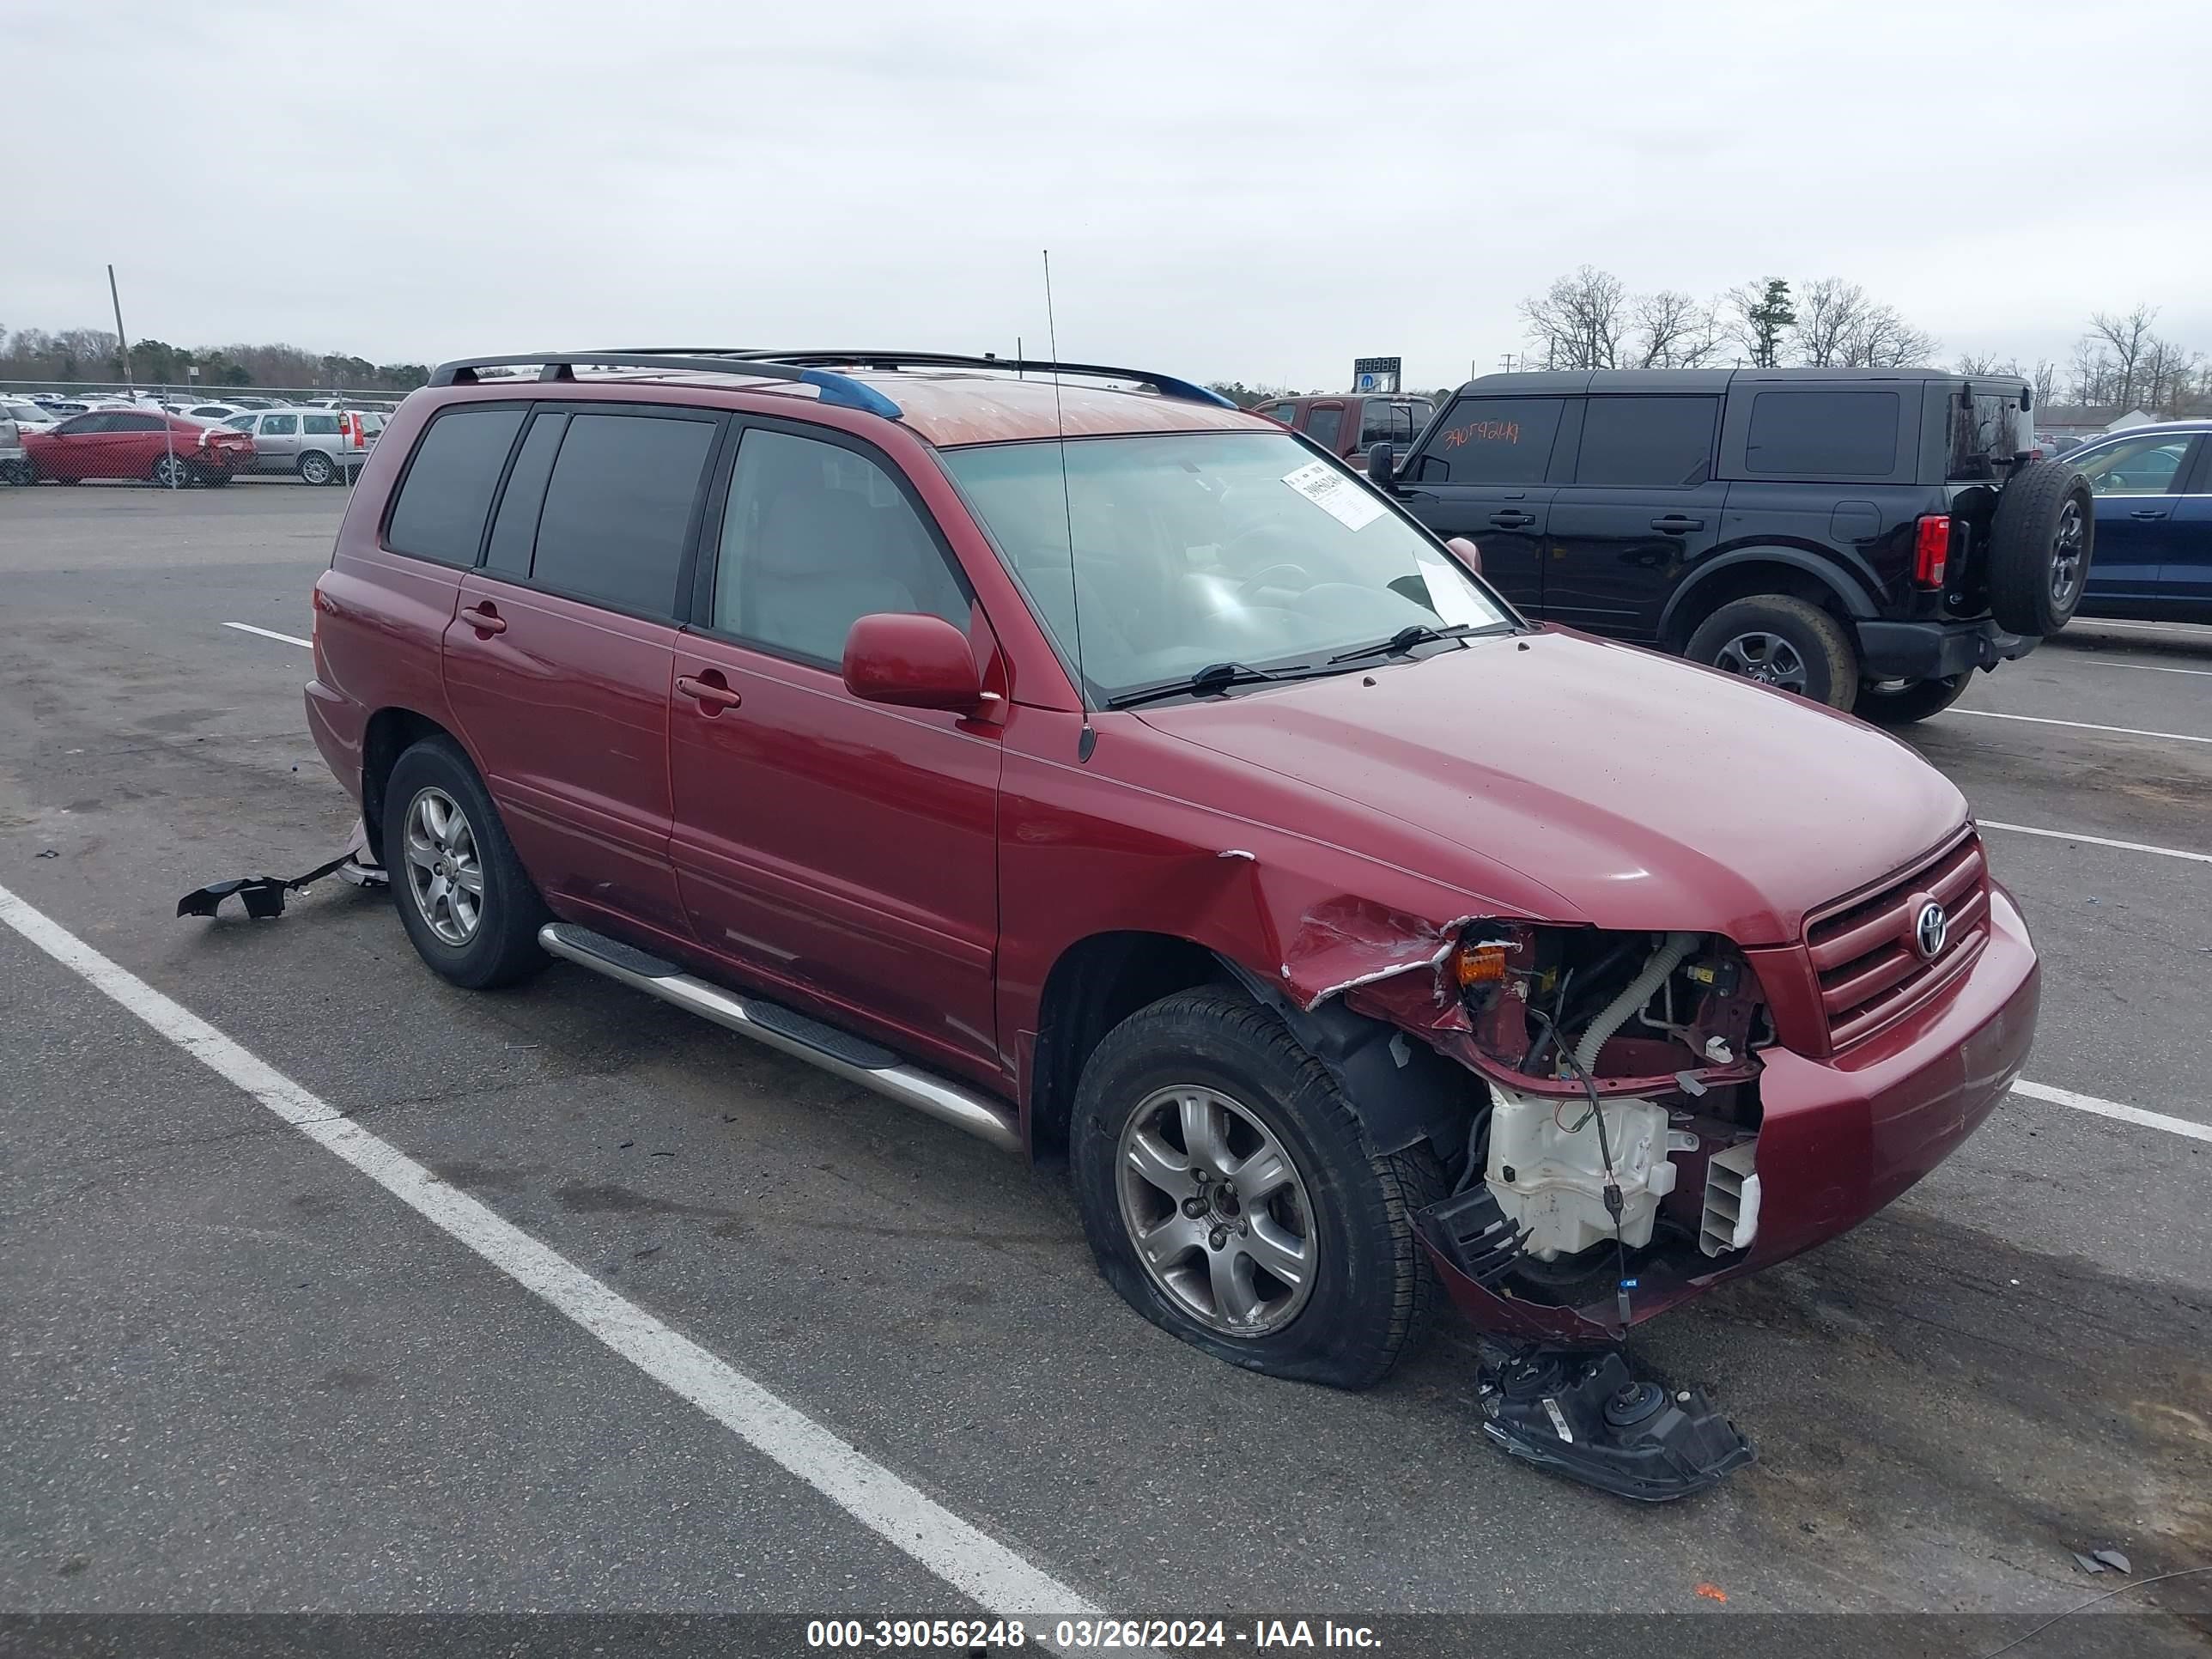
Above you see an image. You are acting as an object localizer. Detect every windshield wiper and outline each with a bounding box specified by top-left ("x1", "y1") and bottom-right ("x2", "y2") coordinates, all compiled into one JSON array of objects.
[
  {"x1": 1106, "y1": 660, "x2": 1310, "y2": 710},
  {"x1": 1326, "y1": 622, "x2": 1486, "y2": 665}
]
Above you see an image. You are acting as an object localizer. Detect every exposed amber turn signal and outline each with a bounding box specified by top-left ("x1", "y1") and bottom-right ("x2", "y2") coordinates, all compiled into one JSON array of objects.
[{"x1": 1453, "y1": 940, "x2": 1508, "y2": 988}]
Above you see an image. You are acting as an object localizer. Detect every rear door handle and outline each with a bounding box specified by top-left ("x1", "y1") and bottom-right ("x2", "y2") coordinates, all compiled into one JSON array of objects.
[
  {"x1": 677, "y1": 672, "x2": 743, "y2": 714},
  {"x1": 1487, "y1": 512, "x2": 1535, "y2": 529},
  {"x1": 1650, "y1": 515, "x2": 1706, "y2": 533},
  {"x1": 459, "y1": 602, "x2": 506, "y2": 635},
  {"x1": 2130, "y1": 508, "x2": 2170, "y2": 520}
]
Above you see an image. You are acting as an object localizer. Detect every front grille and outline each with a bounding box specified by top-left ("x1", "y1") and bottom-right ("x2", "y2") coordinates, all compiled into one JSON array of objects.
[{"x1": 1805, "y1": 831, "x2": 1988, "y2": 1048}]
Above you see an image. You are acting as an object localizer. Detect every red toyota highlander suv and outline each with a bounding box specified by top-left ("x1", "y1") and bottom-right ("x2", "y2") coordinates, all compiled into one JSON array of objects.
[{"x1": 307, "y1": 349, "x2": 2038, "y2": 1393}]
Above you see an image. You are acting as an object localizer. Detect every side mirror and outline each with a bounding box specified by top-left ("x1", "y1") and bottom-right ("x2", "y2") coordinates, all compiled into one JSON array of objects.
[
  {"x1": 1446, "y1": 534, "x2": 1483, "y2": 575},
  {"x1": 1367, "y1": 441, "x2": 1396, "y2": 487},
  {"x1": 842, "y1": 612, "x2": 986, "y2": 712}
]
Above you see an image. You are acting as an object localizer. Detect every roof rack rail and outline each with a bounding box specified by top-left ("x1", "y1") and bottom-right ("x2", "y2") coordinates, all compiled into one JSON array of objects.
[
  {"x1": 725, "y1": 350, "x2": 1238, "y2": 410},
  {"x1": 423, "y1": 353, "x2": 903, "y2": 419}
]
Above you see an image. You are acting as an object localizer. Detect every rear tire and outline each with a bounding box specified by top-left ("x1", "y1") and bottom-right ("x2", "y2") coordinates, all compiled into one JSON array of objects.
[
  {"x1": 0, "y1": 459, "x2": 33, "y2": 486},
  {"x1": 382, "y1": 736, "x2": 549, "y2": 990},
  {"x1": 1853, "y1": 674, "x2": 1970, "y2": 726},
  {"x1": 1988, "y1": 461, "x2": 2093, "y2": 635},
  {"x1": 1069, "y1": 987, "x2": 1444, "y2": 1390},
  {"x1": 297, "y1": 451, "x2": 335, "y2": 486},
  {"x1": 149, "y1": 453, "x2": 191, "y2": 489},
  {"x1": 1685, "y1": 594, "x2": 1858, "y2": 709}
]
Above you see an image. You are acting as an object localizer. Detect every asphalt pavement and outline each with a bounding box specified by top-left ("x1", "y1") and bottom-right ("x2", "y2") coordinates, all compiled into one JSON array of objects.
[{"x1": 3, "y1": 483, "x2": 2208, "y2": 1646}]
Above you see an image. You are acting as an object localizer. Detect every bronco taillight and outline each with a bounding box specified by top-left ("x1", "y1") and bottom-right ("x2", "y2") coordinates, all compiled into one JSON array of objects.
[{"x1": 1913, "y1": 514, "x2": 1951, "y2": 589}]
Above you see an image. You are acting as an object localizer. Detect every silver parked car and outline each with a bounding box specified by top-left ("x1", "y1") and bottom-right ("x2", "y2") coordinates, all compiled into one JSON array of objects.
[
  {"x1": 0, "y1": 398, "x2": 58, "y2": 433},
  {"x1": 222, "y1": 407, "x2": 379, "y2": 483},
  {"x1": 0, "y1": 412, "x2": 31, "y2": 484}
]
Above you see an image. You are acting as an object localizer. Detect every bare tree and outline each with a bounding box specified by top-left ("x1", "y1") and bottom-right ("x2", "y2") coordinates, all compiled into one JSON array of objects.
[
  {"x1": 2031, "y1": 359, "x2": 2059, "y2": 410},
  {"x1": 1954, "y1": 352, "x2": 2021, "y2": 375},
  {"x1": 1628, "y1": 290, "x2": 1723, "y2": 368},
  {"x1": 2140, "y1": 337, "x2": 2204, "y2": 416},
  {"x1": 1520, "y1": 265, "x2": 1629, "y2": 370},
  {"x1": 1792, "y1": 278, "x2": 1860, "y2": 368},
  {"x1": 2087, "y1": 305, "x2": 2158, "y2": 410}
]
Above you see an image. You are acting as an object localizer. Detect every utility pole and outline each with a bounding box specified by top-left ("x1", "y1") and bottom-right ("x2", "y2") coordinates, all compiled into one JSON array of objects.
[
  {"x1": 107, "y1": 263, "x2": 133, "y2": 392},
  {"x1": 1498, "y1": 353, "x2": 1519, "y2": 375}
]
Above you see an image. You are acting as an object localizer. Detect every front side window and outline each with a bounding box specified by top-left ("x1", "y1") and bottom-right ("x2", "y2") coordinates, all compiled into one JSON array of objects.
[
  {"x1": 1574, "y1": 396, "x2": 1720, "y2": 488},
  {"x1": 261, "y1": 413, "x2": 297, "y2": 435},
  {"x1": 529, "y1": 412, "x2": 716, "y2": 616},
  {"x1": 384, "y1": 406, "x2": 526, "y2": 565},
  {"x1": 1304, "y1": 405, "x2": 1345, "y2": 450},
  {"x1": 714, "y1": 427, "x2": 970, "y2": 665},
  {"x1": 1412, "y1": 397, "x2": 1565, "y2": 485},
  {"x1": 2075, "y1": 433, "x2": 2194, "y2": 495},
  {"x1": 940, "y1": 431, "x2": 1512, "y2": 703}
]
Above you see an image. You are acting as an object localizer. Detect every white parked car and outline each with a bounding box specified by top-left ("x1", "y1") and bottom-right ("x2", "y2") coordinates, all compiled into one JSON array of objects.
[
  {"x1": 222, "y1": 405, "x2": 380, "y2": 483},
  {"x1": 0, "y1": 398, "x2": 58, "y2": 432}
]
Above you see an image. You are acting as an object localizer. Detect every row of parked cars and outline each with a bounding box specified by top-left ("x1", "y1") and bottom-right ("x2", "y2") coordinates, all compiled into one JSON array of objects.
[{"x1": 0, "y1": 391, "x2": 389, "y2": 487}]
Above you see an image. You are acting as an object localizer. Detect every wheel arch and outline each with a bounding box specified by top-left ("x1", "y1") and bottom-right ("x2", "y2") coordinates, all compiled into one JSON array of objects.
[
  {"x1": 1027, "y1": 931, "x2": 1227, "y2": 1158},
  {"x1": 360, "y1": 708, "x2": 459, "y2": 864},
  {"x1": 1026, "y1": 928, "x2": 1480, "y2": 1166},
  {"x1": 1659, "y1": 547, "x2": 1876, "y2": 653}
]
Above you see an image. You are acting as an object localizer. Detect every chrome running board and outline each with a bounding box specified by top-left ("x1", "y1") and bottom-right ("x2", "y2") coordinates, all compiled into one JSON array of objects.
[{"x1": 538, "y1": 922, "x2": 1022, "y2": 1155}]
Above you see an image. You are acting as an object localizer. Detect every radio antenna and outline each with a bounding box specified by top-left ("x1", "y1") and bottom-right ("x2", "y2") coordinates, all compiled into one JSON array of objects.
[{"x1": 1043, "y1": 248, "x2": 1095, "y2": 761}]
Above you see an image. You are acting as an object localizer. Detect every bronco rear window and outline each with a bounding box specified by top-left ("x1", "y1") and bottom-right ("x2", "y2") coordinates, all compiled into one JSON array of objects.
[{"x1": 1743, "y1": 390, "x2": 1898, "y2": 477}]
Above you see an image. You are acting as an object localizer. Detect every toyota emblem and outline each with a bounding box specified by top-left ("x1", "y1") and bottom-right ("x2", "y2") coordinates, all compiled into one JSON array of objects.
[{"x1": 1913, "y1": 900, "x2": 1948, "y2": 961}]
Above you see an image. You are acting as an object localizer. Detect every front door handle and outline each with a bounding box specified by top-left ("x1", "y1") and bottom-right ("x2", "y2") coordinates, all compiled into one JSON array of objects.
[
  {"x1": 1487, "y1": 512, "x2": 1535, "y2": 530},
  {"x1": 459, "y1": 602, "x2": 506, "y2": 635},
  {"x1": 2130, "y1": 507, "x2": 2170, "y2": 520},
  {"x1": 1650, "y1": 515, "x2": 1706, "y2": 533},
  {"x1": 677, "y1": 672, "x2": 743, "y2": 714}
]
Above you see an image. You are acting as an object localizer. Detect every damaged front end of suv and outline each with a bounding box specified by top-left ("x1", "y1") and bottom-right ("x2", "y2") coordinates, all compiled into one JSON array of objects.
[{"x1": 1231, "y1": 903, "x2": 1838, "y2": 1498}]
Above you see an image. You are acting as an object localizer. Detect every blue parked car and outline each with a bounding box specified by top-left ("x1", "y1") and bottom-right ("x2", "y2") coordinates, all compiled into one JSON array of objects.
[{"x1": 2068, "y1": 422, "x2": 2212, "y2": 622}]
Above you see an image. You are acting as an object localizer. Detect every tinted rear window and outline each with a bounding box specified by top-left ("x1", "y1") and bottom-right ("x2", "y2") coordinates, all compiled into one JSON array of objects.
[
  {"x1": 386, "y1": 407, "x2": 527, "y2": 564},
  {"x1": 1416, "y1": 398, "x2": 1565, "y2": 485},
  {"x1": 1744, "y1": 390, "x2": 1899, "y2": 476},
  {"x1": 1305, "y1": 406, "x2": 1344, "y2": 450},
  {"x1": 528, "y1": 412, "x2": 716, "y2": 617},
  {"x1": 1574, "y1": 396, "x2": 1720, "y2": 487}
]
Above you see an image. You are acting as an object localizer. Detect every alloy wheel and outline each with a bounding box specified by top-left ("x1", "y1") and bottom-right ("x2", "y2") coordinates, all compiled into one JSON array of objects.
[
  {"x1": 1712, "y1": 630, "x2": 1808, "y2": 693},
  {"x1": 403, "y1": 786, "x2": 484, "y2": 946},
  {"x1": 1115, "y1": 1084, "x2": 1317, "y2": 1336},
  {"x1": 2050, "y1": 498, "x2": 2086, "y2": 609}
]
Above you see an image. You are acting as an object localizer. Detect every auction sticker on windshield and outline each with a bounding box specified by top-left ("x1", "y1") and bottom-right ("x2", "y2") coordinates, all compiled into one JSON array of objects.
[{"x1": 1281, "y1": 459, "x2": 1384, "y2": 532}]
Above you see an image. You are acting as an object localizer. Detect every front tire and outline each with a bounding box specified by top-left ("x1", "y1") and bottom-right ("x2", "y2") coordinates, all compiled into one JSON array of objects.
[
  {"x1": 382, "y1": 736, "x2": 549, "y2": 989},
  {"x1": 1069, "y1": 988, "x2": 1443, "y2": 1390},
  {"x1": 1685, "y1": 594, "x2": 1858, "y2": 708},
  {"x1": 1853, "y1": 674, "x2": 1970, "y2": 726}
]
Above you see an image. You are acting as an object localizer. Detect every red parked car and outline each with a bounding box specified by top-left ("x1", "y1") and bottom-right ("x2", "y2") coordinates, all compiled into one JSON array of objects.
[
  {"x1": 23, "y1": 408, "x2": 254, "y2": 485},
  {"x1": 306, "y1": 350, "x2": 2037, "y2": 1397}
]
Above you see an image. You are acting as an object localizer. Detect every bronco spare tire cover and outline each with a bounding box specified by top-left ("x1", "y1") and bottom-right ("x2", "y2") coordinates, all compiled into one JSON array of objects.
[{"x1": 1987, "y1": 460, "x2": 2094, "y2": 635}]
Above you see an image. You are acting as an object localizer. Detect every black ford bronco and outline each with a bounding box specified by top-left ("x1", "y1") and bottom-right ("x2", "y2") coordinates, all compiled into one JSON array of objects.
[{"x1": 1370, "y1": 368, "x2": 2093, "y2": 722}]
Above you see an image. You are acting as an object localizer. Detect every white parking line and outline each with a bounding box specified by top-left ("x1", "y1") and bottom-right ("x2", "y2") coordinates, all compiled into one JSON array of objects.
[
  {"x1": 1951, "y1": 708, "x2": 2212, "y2": 745},
  {"x1": 2011, "y1": 1080, "x2": 2212, "y2": 1146},
  {"x1": 2074, "y1": 659, "x2": 2212, "y2": 679},
  {"x1": 223, "y1": 621, "x2": 312, "y2": 649},
  {"x1": 2073, "y1": 617, "x2": 2212, "y2": 638},
  {"x1": 1980, "y1": 820, "x2": 2212, "y2": 866},
  {"x1": 0, "y1": 881, "x2": 1096, "y2": 1622}
]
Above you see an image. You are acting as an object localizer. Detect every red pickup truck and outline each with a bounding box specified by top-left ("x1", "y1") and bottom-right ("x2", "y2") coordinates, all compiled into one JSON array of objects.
[{"x1": 1257, "y1": 392, "x2": 1436, "y2": 471}]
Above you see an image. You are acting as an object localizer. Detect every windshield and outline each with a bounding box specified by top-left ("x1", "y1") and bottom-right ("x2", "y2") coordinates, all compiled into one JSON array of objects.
[{"x1": 939, "y1": 432, "x2": 1512, "y2": 701}]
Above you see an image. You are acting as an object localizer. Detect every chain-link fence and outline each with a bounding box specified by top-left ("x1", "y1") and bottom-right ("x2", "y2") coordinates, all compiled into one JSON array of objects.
[{"x1": 1, "y1": 379, "x2": 412, "y2": 491}]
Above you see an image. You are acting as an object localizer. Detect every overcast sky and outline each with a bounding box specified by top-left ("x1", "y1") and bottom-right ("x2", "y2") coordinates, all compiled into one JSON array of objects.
[{"x1": 15, "y1": 1, "x2": 2211, "y2": 392}]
